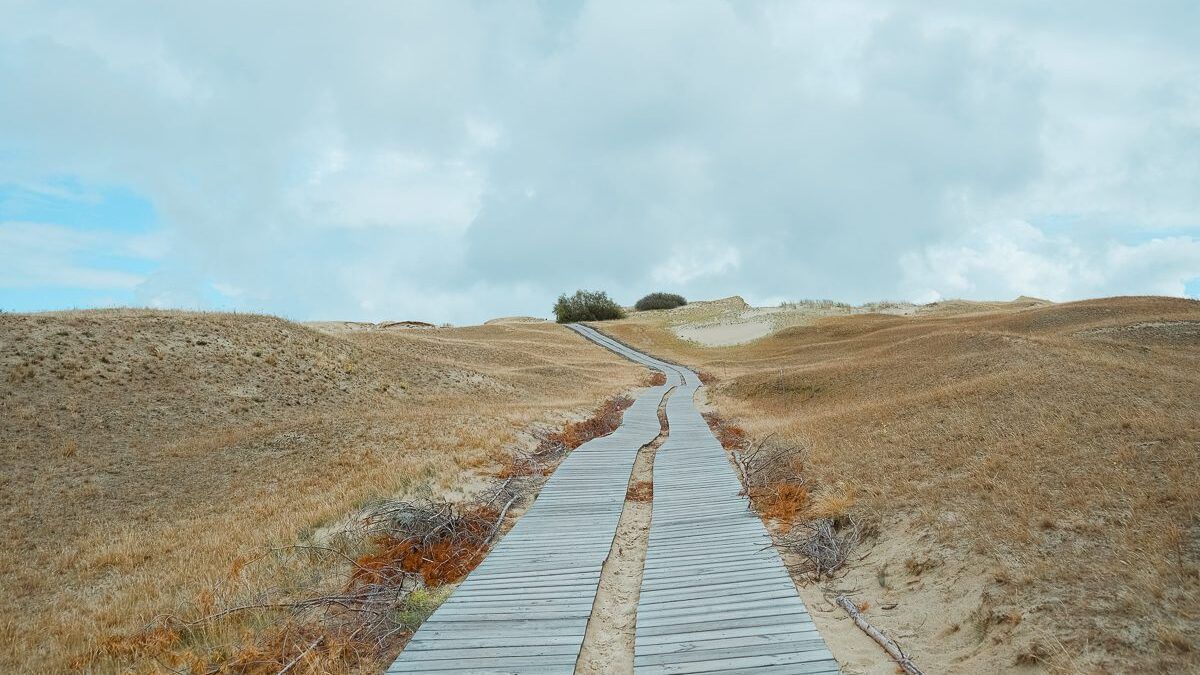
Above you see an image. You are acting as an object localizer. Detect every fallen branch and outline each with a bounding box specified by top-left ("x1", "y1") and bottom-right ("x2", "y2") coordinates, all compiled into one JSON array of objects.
[
  {"x1": 731, "y1": 449, "x2": 750, "y2": 492},
  {"x1": 836, "y1": 595, "x2": 923, "y2": 675},
  {"x1": 176, "y1": 602, "x2": 302, "y2": 626},
  {"x1": 485, "y1": 490, "x2": 521, "y2": 546},
  {"x1": 276, "y1": 636, "x2": 324, "y2": 674},
  {"x1": 782, "y1": 517, "x2": 860, "y2": 578}
]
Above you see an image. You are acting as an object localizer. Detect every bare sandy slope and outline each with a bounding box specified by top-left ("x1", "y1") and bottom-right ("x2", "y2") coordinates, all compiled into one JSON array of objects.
[
  {"x1": 606, "y1": 296, "x2": 1200, "y2": 673},
  {"x1": 657, "y1": 295, "x2": 1052, "y2": 346},
  {"x1": 0, "y1": 309, "x2": 640, "y2": 673}
]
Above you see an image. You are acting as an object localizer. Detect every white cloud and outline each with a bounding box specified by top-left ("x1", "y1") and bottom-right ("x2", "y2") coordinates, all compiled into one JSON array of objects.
[
  {"x1": 652, "y1": 241, "x2": 741, "y2": 285},
  {"x1": 1, "y1": 1, "x2": 1198, "y2": 321},
  {"x1": 290, "y1": 150, "x2": 484, "y2": 232},
  {"x1": 901, "y1": 220, "x2": 1200, "y2": 302},
  {"x1": 0, "y1": 221, "x2": 146, "y2": 289}
]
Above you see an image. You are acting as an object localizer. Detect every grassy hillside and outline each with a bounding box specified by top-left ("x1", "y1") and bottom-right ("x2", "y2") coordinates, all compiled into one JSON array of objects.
[
  {"x1": 0, "y1": 310, "x2": 641, "y2": 673},
  {"x1": 603, "y1": 296, "x2": 1200, "y2": 672}
]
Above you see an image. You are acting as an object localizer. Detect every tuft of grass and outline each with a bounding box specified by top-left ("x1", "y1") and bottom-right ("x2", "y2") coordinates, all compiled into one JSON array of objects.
[
  {"x1": 396, "y1": 586, "x2": 453, "y2": 630},
  {"x1": 806, "y1": 490, "x2": 856, "y2": 521},
  {"x1": 757, "y1": 483, "x2": 809, "y2": 523}
]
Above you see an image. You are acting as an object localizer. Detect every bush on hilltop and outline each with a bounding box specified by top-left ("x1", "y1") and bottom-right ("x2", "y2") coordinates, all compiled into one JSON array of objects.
[
  {"x1": 634, "y1": 292, "x2": 687, "y2": 311},
  {"x1": 553, "y1": 290, "x2": 626, "y2": 323}
]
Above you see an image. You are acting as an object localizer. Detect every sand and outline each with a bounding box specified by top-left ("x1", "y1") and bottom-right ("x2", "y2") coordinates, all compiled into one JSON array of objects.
[{"x1": 674, "y1": 320, "x2": 774, "y2": 346}]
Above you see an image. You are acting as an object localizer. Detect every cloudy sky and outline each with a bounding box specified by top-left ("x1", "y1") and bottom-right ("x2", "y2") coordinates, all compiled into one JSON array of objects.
[{"x1": 2, "y1": 1, "x2": 1198, "y2": 323}]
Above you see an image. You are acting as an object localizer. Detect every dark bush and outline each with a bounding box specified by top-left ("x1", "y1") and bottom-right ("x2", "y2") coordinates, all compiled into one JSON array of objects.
[
  {"x1": 634, "y1": 292, "x2": 688, "y2": 311},
  {"x1": 553, "y1": 290, "x2": 626, "y2": 323}
]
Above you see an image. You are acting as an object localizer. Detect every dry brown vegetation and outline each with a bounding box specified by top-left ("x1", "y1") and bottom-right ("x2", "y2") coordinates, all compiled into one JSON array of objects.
[
  {"x1": 601, "y1": 296, "x2": 1200, "y2": 673},
  {"x1": 0, "y1": 309, "x2": 640, "y2": 673}
]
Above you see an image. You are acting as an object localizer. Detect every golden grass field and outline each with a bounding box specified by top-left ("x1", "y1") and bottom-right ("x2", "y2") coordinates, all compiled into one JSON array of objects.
[
  {"x1": 602, "y1": 295, "x2": 1200, "y2": 673},
  {"x1": 0, "y1": 310, "x2": 640, "y2": 673}
]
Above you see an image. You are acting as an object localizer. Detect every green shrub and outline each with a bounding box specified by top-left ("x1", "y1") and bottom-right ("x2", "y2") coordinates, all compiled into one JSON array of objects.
[
  {"x1": 553, "y1": 290, "x2": 626, "y2": 323},
  {"x1": 634, "y1": 292, "x2": 688, "y2": 311}
]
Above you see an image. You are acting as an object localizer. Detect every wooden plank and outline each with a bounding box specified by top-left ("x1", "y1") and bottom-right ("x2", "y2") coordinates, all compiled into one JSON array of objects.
[
  {"x1": 635, "y1": 639, "x2": 833, "y2": 665},
  {"x1": 393, "y1": 643, "x2": 583, "y2": 660},
  {"x1": 636, "y1": 624, "x2": 823, "y2": 647},
  {"x1": 636, "y1": 655, "x2": 840, "y2": 675},
  {"x1": 637, "y1": 614, "x2": 815, "y2": 637},
  {"x1": 403, "y1": 633, "x2": 586, "y2": 649}
]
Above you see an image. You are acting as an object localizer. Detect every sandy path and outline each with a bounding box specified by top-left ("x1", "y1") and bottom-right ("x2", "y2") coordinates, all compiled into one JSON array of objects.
[
  {"x1": 572, "y1": 324, "x2": 841, "y2": 674},
  {"x1": 575, "y1": 388, "x2": 673, "y2": 673}
]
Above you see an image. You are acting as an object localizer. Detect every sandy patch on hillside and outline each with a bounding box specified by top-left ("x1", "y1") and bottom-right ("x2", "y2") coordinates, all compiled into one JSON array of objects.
[
  {"x1": 304, "y1": 319, "x2": 438, "y2": 334},
  {"x1": 484, "y1": 316, "x2": 551, "y2": 324},
  {"x1": 788, "y1": 516, "x2": 1024, "y2": 674},
  {"x1": 675, "y1": 319, "x2": 774, "y2": 346},
  {"x1": 661, "y1": 295, "x2": 1054, "y2": 347}
]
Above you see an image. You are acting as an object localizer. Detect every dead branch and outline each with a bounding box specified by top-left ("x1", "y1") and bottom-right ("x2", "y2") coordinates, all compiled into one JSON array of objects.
[
  {"x1": 485, "y1": 490, "x2": 521, "y2": 545},
  {"x1": 836, "y1": 595, "x2": 923, "y2": 675},
  {"x1": 177, "y1": 602, "x2": 304, "y2": 626},
  {"x1": 276, "y1": 636, "x2": 324, "y2": 675},
  {"x1": 780, "y1": 517, "x2": 861, "y2": 578},
  {"x1": 270, "y1": 544, "x2": 375, "y2": 576},
  {"x1": 741, "y1": 431, "x2": 777, "y2": 464},
  {"x1": 731, "y1": 449, "x2": 750, "y2": 492}
]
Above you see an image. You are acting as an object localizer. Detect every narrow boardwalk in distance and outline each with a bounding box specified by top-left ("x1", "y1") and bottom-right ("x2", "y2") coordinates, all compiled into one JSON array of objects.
[
  {"x1": 571, "y1": 324, "x2": 839, "y2": 675},
  {"x1": 387, "y1": 361, "x2": 670, "y2": 674}
]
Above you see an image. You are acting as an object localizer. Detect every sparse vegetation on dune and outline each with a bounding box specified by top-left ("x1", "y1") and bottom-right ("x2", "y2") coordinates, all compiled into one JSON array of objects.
[
  {"x1": 553, "y1": 289, "x2": 625, "y2": 323},
  {"x1": 0, "y1": 309, "x2": 641, "y2": 673},
  {"x1": 603, "y1": 296, "x2": 1200, "y2": 673},
  {"x1": 634, "y1": 292, "x2": 687, "y2": 311}
]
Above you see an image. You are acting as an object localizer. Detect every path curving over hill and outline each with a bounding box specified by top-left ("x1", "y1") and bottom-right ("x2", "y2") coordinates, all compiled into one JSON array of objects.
[
  {"x1": 387, "y1": 323, "x2": 839, "y2": 673},
  {"x1": 571, "y1": 324, "x2": 839, "y2": 674}
]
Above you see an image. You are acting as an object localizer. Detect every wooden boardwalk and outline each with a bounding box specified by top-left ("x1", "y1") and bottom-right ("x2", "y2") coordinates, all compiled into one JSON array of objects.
[
  {"x1": 387, "y1": 351, "x2": 670, "y2": 674},
  {"x1": 571, "y1": 325, "x2": 839, "y2": 675},
  {"x1": 387, "y1": 323, "x2": 839, "y2": 674}
]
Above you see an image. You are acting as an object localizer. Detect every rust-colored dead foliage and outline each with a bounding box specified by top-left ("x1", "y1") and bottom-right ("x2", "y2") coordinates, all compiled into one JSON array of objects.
[
  {"x1": 495, "y1": 395, "x2": 633, "y2": 479},
  {"x1": 553, "y1": 395, "x2": 634, "y2": 449},
  {"x1": 355, "y1": 505, "x2": 499, "y2": 587},
  {"x1": 702, "y1": 411, "x2": 748, "y2": 450},
  {"x1": 647, "y1": 371, "x2": 667, "y2": 386},
  {"x1": 626, "y1": 481, "x2": 654, "y2": 502},
  {"x1": 754, "y1": 483, "x2": 810, "y2": 523}
]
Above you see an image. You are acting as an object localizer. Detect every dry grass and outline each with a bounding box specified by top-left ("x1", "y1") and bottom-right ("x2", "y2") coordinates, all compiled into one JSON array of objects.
[
  {"x1": 0, "y1": 309, "x2": 641, "y2": 673},
  {"x1": 601, "y1": 295, "x2": 1200, "y2": 672}
]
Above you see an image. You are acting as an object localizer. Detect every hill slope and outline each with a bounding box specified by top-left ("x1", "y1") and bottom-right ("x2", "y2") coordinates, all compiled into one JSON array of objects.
[
  {"x1": 0, "y1": 309, "x2": 641, "y2": 673},
  {"x1": 604, "y1": 296, "x2": 1200, "y2": 672}
]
